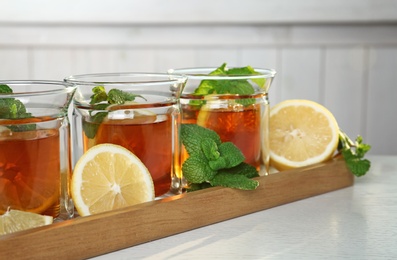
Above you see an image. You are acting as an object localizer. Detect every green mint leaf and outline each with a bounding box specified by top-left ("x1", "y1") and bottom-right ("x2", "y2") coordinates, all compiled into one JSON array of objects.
[
  {"x1": 218, "y1": 162, "x2": 259, "y2": 178},
  {"x1": 83, "y1": 102, "x2": 110, "y2": 139},
  {"x1": 186, "y1": 182, "x2": 213, "y2": 192},
  {"x1": 213, "y1": 80, "x2": 255, "y2": 106},
  {"x1": 90, "y1": 86, "x2": 146, "y2": 106},
  {"x1": 90, "y1": 86, "x2": 108, "y2": 104},
  {"x1": 107, "y1": 89, "x2": 145, "y2": 105},
  {"x1": 193, "y1": 63, "x2": 260, "y2": 106},
  {"x1": 8, "y1": 123, "x2": 36, "y2": 132},
  {"x1": 342, "y1": 149, "x2": 371, "y2": 177},
  {"x1": 83, "y1": 111, "x2": 108, "y2": 139},
  {"x1": 355, "y1": 136, "x2": 371, "y2": 158},
  {"x1": 209, "y1": 63, "x2": 228, "y2": 75},
  {"x1": 227, "y1": 65, "x2": 265, "y2": 88},
  {"x1": 9, "y1": 99, "x2": 30, "y2": 119},
  {"x1": 213, "y1": 80, "x2": 254, "y2": 95},
  {"x1": 93, "y1": 103, "x2": 110, "y2": 110},
  {"x1": 209, "y1": 172, "x2": 259, "y2": 190},
  {"x1": 200, "y1": 138, "x2": 220, "y2": 161},
  {"x1": 0, "y1": 84, "x2": 13, "y2": 93},
  {"x1": 0, "y1": 85, "x2": 36, "y2": 131},
  {"x1": 192, "y1": 62, "x2": 227, "y2": 95},
  {"x1": 180, "y1": 124, "x2": 259, "y2": 191},
  {"x1": 208, "y1": 157, "x2": 228, "y2": 171},
  {"x1": 338, "y1": 131, "x2": 371, "y2": 177},
  {"x1": 193, "y1": 82, "x2": 215, "y2": 95},
  {"x1": 186, "y1": 163, "x2": 259, "y2": 191},
  {"x1": 349, "y1": 158, "x2": 371, "y2": 177},
  {"x1": 181, "y1": 124, "x2": 222, "y2": 156},
  {"x1": 86, "y1": 87, "x2": 146, "y2": 138},
  {"x1": 0, "y1": 96, "x2": 30, "y2": 119},
  {"x1": 217, "y1": 142, "x2": 245, "y2": 168},
  {"x1": 182, "y1": 156, "x2": 217, "y2": 183}
]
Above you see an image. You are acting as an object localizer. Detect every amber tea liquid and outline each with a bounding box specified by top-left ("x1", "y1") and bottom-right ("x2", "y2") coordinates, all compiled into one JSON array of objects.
[
  {"x1": 82, "y1": 107, "x2": 174, "y2": 197},
  {"x1": 181, "y1": 96, "x2": 263, "y2": 170},
  {"x1": 0, "y1": 125, "x2": 61, "y2": 217}
]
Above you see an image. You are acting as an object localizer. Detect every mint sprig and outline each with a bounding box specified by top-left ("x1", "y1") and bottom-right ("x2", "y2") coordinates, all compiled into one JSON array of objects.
[
  {"x1": 84, "y1": 86, "x2": 145, "y2": 138},
  {"x1": 181, "y1": 124, "x2": 259, "y2": 191},
  {"x1": 90, "y1": 86, "x2": 144, "y2": 105},
  {"x1": 338, "y1": 130, "x2": 371, "y2": 177},
  {"x1": 0, "y1": 84, "x2": 36, "y2": 132},
  {"x1": 0, "y1": 84, "x2": 13, "y2": 93},
  {"x1": 193, "y1": 63, "x2": 264, "y2": 106}
]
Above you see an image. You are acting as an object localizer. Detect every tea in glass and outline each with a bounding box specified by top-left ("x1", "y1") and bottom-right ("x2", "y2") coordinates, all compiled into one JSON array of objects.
[
  {"x1": 66, "y1": 73, "x2": 186, "y2": 197},
  {"x1": 170, "y1": 65, "x2": 276, "y2": 174},
  {"x1": 0, "y1": 81, "x2": 76, "y2": 220}
]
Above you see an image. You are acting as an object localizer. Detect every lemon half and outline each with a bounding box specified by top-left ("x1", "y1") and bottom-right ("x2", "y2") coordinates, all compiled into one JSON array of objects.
[
  {"x1": 71, "y1": 144, "x2": 155, "y2": 216},
  {"x1": 269, "y1": 99, "x2": 339, "y2": 171}
]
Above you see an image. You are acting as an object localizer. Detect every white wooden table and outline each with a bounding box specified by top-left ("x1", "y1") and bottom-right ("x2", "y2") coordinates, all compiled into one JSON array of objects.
[{"x1": 92, "y1": 155, "x2": 397, "y2": 259}]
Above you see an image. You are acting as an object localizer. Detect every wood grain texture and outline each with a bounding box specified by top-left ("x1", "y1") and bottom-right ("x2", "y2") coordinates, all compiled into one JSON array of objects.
[{"x1": 0, "y1": 159, "x2": 353, "y2": 260}]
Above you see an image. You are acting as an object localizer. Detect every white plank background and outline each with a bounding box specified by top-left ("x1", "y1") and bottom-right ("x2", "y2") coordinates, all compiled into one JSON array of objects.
[{"x1": 1, "y1": 1, "x2": 397, "y2": 155}]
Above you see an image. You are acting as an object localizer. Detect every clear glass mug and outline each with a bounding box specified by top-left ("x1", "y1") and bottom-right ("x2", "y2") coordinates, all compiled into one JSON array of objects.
[
  {"x1": 0, "y1": 81, "x2": 76, "y2": 220},
  {"x1": 169, "y1": 67, "x2": 276, "y2": 176},
  {"x1": 65, "y1": 73, "x2": 187, "y2": 197}
]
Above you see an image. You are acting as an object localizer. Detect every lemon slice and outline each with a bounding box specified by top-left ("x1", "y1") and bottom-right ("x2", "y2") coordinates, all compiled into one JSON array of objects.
[
  {"x1": 0, "y1": 125, "x2": 11, "y2": 137},
  {"x1": 71, "y1": 144, "x2": 155, "y2": 217},
  {"x1": 196, "y1": 96, "x2": 242, "y2": 127},
  {"x1": 269, "y1": 99, "x2": 339, "y2": 171},
  {"x1": 107, "y1": 109, "x2": 156, "y2": 121},
  {"x1": 0, "y1": 209, "x2": 53, "y2": 236},
  {"x1": 196, "y1": 104, "x2": 211, "y2": 127}
]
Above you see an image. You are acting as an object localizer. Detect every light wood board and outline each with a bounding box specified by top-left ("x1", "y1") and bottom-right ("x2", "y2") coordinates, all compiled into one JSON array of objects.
[{"x1": 0, "y1": 158, "x2": 354, "y2": 260}]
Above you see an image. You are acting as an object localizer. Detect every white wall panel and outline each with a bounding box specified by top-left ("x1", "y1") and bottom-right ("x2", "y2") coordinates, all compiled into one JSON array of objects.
[
  {"x1": 115, "y1": 49, "x2": 156, "y2": 73},
  {"x1": 195, "y1": 48, "x2": 239, "y2": 68},
  {"x1": 2, "y1": 25, "x2": 397, "y2": 47},
  {"x1": 367, "y1": 47, "x2": 397, "y2": 155},
  {"x1": 1, "y1": 14, "x2": 396, "y2": 155},
  {"x1": 240, "y1": 48, "x2": 278, "y2": 69},
  {"x1": 2, "y1": 0, "x2": 396, "y2": 24},
  {"x1": 323, "y1": 47, "x2": 366, "y2": 140},
  {"x1": 154, "y1": 49, "x2": 196, "y2": 72},
  {"x1": 240, "y1": 48, "x2": 280, "y2": 105},
  {"x1": 0, "y1": 48, "x2": 30, "y2": 79},
  {"x1": 31, "y1": 48, "x2": 74, "y2": 80},
  {"x1": 279, "y1": 48, "x2": 322, "y2": 101},
  {"x1": 85, "y1": 49, "x2": 118, "y2": 74},
  {"x1": 69, "y1": 48, "x2": 91, "y2": 76}
]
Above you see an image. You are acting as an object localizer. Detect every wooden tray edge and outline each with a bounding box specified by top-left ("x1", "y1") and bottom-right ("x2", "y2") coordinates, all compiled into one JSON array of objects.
[{"x1": 0, "y1": 158, "x2": 353, "y2": 260}]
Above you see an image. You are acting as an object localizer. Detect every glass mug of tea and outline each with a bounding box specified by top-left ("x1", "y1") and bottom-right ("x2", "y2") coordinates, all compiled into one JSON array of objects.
[
  {"x1": 65, "y1": 73, "x2": 186, "y2": 197},
  {"x1": 0, "y1": 81, "x2": 76, "y2": 220},
  {"x1": 169, "y1": 65, "x2": 276, "y2": 175}
]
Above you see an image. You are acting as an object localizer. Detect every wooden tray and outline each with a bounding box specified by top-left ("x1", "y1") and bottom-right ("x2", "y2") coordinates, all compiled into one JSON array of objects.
[{"x1": 0, "y1": 158, "x2": 353, "y2": 260}]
